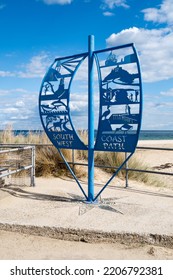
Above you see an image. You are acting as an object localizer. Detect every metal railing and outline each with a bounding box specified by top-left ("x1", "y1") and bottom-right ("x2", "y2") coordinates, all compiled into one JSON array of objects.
[
  {"x1": 0, "y1": 143, "x2": 172, "y2": 188},
  {"x1": 69, "y1": 147, "x2": 173, "y2": 188},
  {"x1": 0, "y1": 145, "x2": 35, "y2": 187}
]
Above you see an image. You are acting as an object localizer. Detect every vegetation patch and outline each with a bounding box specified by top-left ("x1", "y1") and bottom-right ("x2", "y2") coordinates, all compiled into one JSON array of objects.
[{"x1": 0, "y1": 127, "x2": 164, "y2": 187}]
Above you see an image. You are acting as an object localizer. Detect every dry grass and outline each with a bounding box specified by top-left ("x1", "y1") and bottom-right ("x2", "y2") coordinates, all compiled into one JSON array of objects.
[
  {"x1": 0, "y1": 125, "x2": 51, "y2": 145},
  {"x1": 94, "y1": 150, "x2": 164, "y2": 187},
  {"x1": 36, "y1": 146, "x2": 69, "y2": 177},
  {"x1": 0, "y1": 127, "x2": 164, "y2": 187}
]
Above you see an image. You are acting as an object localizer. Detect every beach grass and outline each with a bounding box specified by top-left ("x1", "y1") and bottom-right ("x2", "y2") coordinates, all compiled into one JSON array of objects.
[{"x1": 0, "y1": 127, "x2": 164, "y2": 187}]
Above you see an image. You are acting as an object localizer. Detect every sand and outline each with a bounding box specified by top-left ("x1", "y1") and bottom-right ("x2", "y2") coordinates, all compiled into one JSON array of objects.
[
  {"x1": 1, "y1": 230, "x2": 173, "y2": 260},
  {"x1": 136, "y1": 140, "x2": 173, "y2": 189},
  {"x1": 0, "y1": 140, "x2": 173, "y2": 260}
]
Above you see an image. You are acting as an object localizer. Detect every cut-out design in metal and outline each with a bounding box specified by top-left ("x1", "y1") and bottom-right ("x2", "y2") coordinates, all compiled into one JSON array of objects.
[
  {"x1": 39, "y1": 54, "x2": 88, "y2": 150},
  {"x1": 94, "y1": 46, "x2": 142, "y2": 152},
  {"x1": 39, "y1": 36, "x2": 142, "y2": 202}
]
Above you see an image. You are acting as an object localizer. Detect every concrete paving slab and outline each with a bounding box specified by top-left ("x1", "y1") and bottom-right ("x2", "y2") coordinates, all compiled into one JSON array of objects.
[{"x1": 0, "y1": 177, "x2": 173, "y2": 247}]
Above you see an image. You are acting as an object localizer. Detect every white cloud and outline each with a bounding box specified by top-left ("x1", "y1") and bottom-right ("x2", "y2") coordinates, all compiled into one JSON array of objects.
[
  {"x1": 142, "y1": 0, "x2": 173, "y2": 26},
  {"x1": 146, "y1": 101, "x2": 173, "y2": 108},
  {"x1": 0, "y1": 53, "x2": 52, "y2": 79},
  {"x1": 0, "y1": 88, "x2": 39, "y2": 129},
  {"x1": 15, "y1": 100, "x2": 25, "y2": 108},
  {"x1": 142, "y1": 99, "x2": 173, "y2": 129},
  {"x1": 106, "y1": 27, "x2": 173, "y2": 82},
  {"x1": 101, "y1": 0, "x2": 129, "y2": 10},
  {"x1": 18, "y1": 53, "x2": 51, "y2": 78},
  {"x1": 0, "y1": 70, "x2": 14, "y2": 77},
  {"x1": 10, "y1": 116, "x2": 29, "y2": 120},
  {"x1": 103, "y1": 11, "x2": 114, "y2": 16},
  {"x1": 160, "y1": 88, "x2": 173, "y2": 96},
  {"x1": 3, "y1": 108, "x2": 19, "y2": 114},
  {"x1": 40, "y1": 0, "x2": 73, "y2": 5},
  {"x1": 0, "y1": 88, "x2": 31, "y2": 96}
]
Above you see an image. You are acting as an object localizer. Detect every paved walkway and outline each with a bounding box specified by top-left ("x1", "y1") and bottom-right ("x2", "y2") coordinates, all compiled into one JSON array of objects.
[{"x1": 0, "y1": 177, "x2": 173, "y2": 246}]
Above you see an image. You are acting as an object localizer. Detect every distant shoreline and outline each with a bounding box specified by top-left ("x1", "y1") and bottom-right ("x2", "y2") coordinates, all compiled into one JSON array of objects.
[{"x1": 1, "y1": 129, "x2": 173, "y2": 140}]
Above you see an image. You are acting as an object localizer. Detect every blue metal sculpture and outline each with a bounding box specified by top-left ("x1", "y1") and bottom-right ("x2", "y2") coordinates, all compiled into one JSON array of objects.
[{"x1": 39, "y1": 36, "x2": 142, "y2": 202}]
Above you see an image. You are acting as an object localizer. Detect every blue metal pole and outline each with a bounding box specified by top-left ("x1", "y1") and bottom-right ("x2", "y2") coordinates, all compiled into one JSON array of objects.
[{"x1": 88, "y1": 35, "x2": 95, "y2": 202}]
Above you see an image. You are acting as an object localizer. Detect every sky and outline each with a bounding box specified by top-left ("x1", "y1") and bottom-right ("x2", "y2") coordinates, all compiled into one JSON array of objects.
[{"x1": 0, "y1": 0, "x2": 173, "y2": 130}]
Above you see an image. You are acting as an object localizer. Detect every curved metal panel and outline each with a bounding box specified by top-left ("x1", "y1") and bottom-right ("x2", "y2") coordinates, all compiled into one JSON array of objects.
[
  {"x1": 39, "y1": 54, "x2": 88, "y2": 150},
  {"x1": 94, "y1": 44, "x2": 142, "y2": 152}
]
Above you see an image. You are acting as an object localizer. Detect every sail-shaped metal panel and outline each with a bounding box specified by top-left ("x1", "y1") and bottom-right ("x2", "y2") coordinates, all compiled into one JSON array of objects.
[
  {"x1": 94, "y1": 44, "x2": 142, "y2": 152},
  {"x1": 39, "y1": 53, "x2": 88, "y2": 150}
]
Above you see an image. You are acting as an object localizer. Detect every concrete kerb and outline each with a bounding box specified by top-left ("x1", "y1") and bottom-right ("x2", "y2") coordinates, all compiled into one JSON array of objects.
[{"x1": 0, "y1": 223, "x2": 173, "y2": 249}]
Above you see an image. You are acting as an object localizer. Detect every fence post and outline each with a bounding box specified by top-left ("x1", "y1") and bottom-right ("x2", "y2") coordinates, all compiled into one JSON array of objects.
[
  {"x1": 31, "y1": 146, "x2": 36, "y2": 187},
  {"x1": 72, "y1": 149, "x2": 75, "y2": 173},
  {"x1": 125, "y1": 152, "x2": 129, "y2": 188}
]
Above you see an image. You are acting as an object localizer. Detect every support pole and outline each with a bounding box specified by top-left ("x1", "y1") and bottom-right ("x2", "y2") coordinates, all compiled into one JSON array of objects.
[{"x1": 88, "y1": 35, "x2": 95, "y2": 202}]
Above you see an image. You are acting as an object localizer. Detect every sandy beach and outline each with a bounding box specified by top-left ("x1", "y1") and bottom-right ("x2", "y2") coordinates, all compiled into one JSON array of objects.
[
  {"x1": 136, "y1": 140, "x2": 173, "y2": 189},
  {"x1": 0, "y1": 140, "x2": 173, "y2": 260}
]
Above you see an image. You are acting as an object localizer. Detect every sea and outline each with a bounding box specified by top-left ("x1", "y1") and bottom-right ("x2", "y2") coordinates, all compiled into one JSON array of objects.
[
  {"x1": 2, "y1": 130, "x2": 173, "y2": 140},
  {"x1": 139, "y1": 130, "x2": 173, "y2": 140}
]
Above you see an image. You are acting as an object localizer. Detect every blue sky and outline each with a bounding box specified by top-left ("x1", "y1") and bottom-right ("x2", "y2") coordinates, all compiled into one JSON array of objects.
[{"x1": 0, "y1": 0, "x2": 173, "y2": 130}]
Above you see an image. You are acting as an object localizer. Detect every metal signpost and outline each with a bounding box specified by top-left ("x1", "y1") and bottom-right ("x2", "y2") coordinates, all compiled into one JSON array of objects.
[{"x1": 39, "y1": 35, "x2": 142, "y2": 203}]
